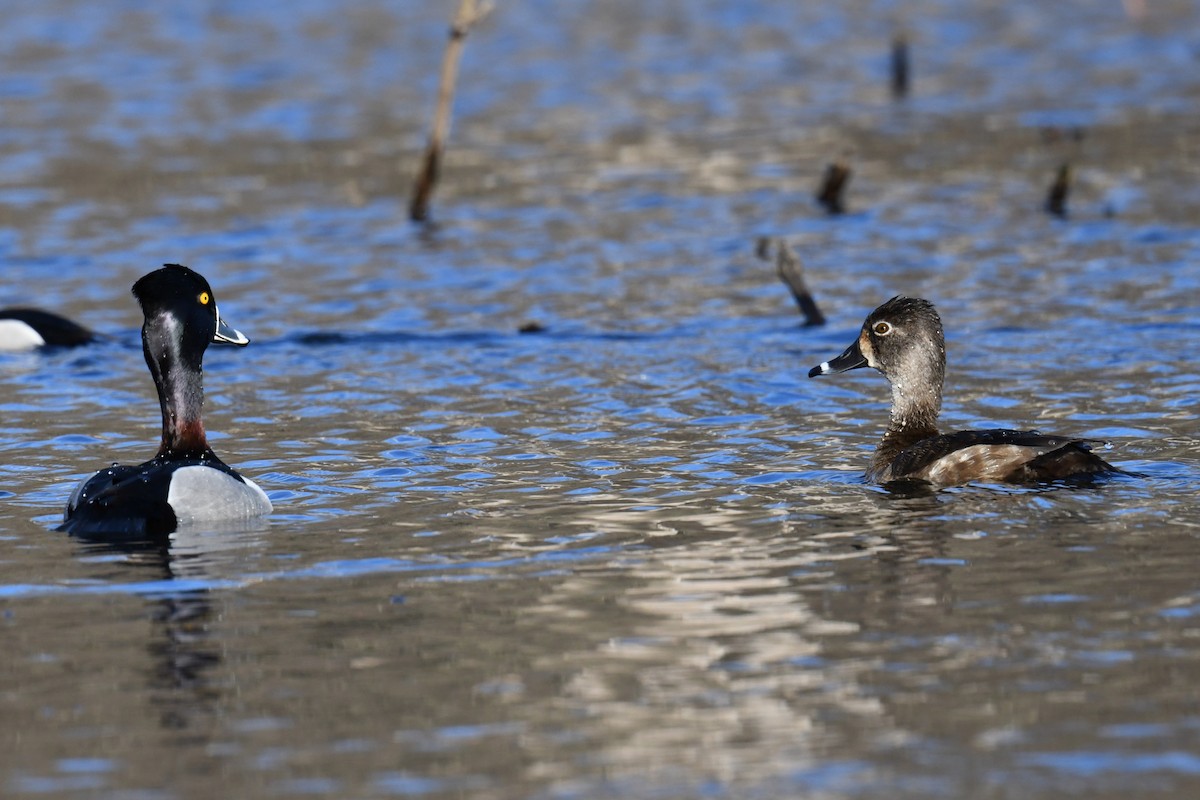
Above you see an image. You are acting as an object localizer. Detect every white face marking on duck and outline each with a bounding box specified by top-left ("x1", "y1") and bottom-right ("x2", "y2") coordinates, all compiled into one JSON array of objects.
[
  {"x1": 157, "y1": 313, "x2": 193, "y2": 410},
  {"x1": 858, "y1": 330, "x2": 878, "y2": 369}
]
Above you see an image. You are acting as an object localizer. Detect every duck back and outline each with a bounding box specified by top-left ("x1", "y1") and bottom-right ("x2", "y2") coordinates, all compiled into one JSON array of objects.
[
  {"x1": 0, "y1": 308, "x2": 95, "y2": 349},
  {"x1": 60, "y1": 457, "x2": 271, "y2": 539},
  {"x1": 59, "y1": 463, "x2": 179, "y2": 538},
  {"x1": 878, "y1": 429, "x2": 1117, "y2": 485}
]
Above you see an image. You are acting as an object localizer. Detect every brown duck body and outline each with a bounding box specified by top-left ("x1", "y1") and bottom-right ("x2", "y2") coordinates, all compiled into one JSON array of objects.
[
  {"x1": 870, "y1": 427, "x2": 1115, "y2": 485},
  {"x1": 810, "y1": 296, "x2": 1119, "y2": 486}
]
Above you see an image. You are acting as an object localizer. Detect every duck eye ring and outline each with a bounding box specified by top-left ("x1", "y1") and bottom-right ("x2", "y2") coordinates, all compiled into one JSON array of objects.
[
  {"x1": 198, "y1": 291, "x2": 210, "y2": 305},
  {"x1": 873, "y1": 321, "x2": 892, "y2": 335}
]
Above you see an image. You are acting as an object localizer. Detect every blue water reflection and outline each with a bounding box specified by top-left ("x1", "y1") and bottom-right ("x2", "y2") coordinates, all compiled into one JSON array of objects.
[{"x1": 2, "y1": 0, "x2": 1200, "y2": 798}]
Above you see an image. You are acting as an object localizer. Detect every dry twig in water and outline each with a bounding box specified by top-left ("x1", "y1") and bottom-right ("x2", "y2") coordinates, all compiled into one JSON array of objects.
[
  {"x1": 768, "y1": 239, "x2": 826, "y2": 327},
  {"x1": 409, "y1": 0, "x2": 494, "y2": 222},
  {"x1": 1045, "y1": 162, "x2": 1072, "y2": 218},
  {"x1": 891, "y1": 33, "x2": 910, "y2": 99},
  {"x1": 816, "y1": 161, "x2": 852, "y2": 215}
]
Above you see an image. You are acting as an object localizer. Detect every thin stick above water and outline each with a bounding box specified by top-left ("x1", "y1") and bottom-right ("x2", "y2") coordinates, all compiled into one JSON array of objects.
[
  {"x1": 815, "y1": 160, "x2": 852, "y2": 215},
  {"x1": 891, "y1": 33, "x2": 910, "y2": 99},
  {"x1": 761, "y1": 238, "x2": 825, "y2": 327},
  {"x1": 1045, "y1": 162, "x2": 1072, "y2": 218},
  {"x1": 409, "y1": 0, "x2": 494, "y2": 223}
]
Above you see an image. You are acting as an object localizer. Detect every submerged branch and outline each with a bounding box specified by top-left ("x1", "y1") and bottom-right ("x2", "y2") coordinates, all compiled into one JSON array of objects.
[
  {"x1": 891, "y1": 33, "x2": 910, "y2": 99},
  {"x1": 409, "y1": 0, "x2": 494, "y2": 223},
  {"x1": 760, "y1": 238, "x2": 825, "y2": 327},
  {"x1": 1045, "y1": 161, "x2": 1072, "y2": 218},
  {"x1": 815, "y1": 160, "x2": 852, "y2": 215}
]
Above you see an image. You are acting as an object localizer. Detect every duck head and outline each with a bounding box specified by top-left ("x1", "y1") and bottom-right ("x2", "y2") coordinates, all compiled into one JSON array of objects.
[
  {"x1": 133, "y1": 264, "x2": 248, "y2": 355},
  {"x1": 809, "y1": 296, "x2": 946, "y2": 423},
  {"x1": 132, "y1": 264, "x2": 250, "y2": 459}
]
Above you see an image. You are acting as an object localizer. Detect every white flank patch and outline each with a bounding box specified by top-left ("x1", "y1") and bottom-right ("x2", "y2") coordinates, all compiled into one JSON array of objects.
[
  {"x1": 167, "y1": 466, "x2": 273, "y2": 524},
  {"x1": 0, "y1": 319, "x2": 47, "y2": 350}
]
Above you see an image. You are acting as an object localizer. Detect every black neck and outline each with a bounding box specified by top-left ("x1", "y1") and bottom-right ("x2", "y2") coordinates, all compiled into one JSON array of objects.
[{"x1": 143, "y1": 314, "x2": 212, "y2": 460}]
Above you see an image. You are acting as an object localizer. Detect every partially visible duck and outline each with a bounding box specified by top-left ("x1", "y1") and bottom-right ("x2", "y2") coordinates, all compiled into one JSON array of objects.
[
  {"x1": 808, "y1": 296, "x2": 1119, "y2": 485},
  {"x1": 59, "y1": 264, "x2": 271, "y2": 538},
  {"x1": 0, "y1": 307, "x2": 96, "y2": 350}
]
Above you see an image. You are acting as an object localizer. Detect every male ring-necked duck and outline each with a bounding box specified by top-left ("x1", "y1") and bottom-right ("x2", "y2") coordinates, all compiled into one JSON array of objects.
[
  {"x1": 808, "y1": 296, "x2": 1119, "y2": 485},
  {"x1": 58, "y1": 264, "x2": 272, "y2": 537},
  {"x1": 0, "y1": 307, "x2": 96, "y2": 350}
]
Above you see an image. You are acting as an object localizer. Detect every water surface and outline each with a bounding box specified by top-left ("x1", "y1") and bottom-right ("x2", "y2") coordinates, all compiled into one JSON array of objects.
[{"x1": 2, "y1": 1, "x2": 1200, "y2": 798}]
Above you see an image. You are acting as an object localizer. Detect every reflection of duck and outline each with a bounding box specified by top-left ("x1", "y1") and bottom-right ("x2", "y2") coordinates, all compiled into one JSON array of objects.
[
  {"x1": 75, "y1": 535, "x2": 229, "y2": 732},
  {"x1": 59, "y1": 265, "x2": 271, "y2": 538},
  {"x1": 0, "y1": 307, "x2": 96, "y2": 350},
  {"x1": 809, "y1": 296, "x2": 1119, "y2": 485}
]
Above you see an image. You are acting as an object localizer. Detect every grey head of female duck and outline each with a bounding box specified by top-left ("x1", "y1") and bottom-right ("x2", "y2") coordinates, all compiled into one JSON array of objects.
[{"x1": 808, "y1": 296, "x2": 1119, "y2": 486}]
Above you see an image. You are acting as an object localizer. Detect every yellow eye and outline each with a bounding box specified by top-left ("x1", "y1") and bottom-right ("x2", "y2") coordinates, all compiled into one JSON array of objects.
[
  {"x1": 873, "y1": 321, "x2": 892, "y2": 335},
  {"x1": 198, "y1": 292, "x2": 210, "y2": 305}
]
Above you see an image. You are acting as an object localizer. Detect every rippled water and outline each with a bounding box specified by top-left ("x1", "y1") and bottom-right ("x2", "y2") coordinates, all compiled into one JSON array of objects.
[{"x1": 3, "y1": 1, "x2": 1200, "y2": 798}]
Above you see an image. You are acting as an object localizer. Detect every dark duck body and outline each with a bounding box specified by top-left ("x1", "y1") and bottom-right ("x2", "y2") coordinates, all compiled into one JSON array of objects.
[
  {"x1": 808, "y1": 296, "x2": 1119, "y2": 486},
  {"x1": 59, "y1": 264, "x2": 271, "y2": 538},
  {"x1": 0, "y1": 307, "x2": 96, "y2": 349}
]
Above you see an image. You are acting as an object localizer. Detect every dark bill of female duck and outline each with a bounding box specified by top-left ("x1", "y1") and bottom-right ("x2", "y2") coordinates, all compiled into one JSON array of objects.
[{"x1": 808, "y1": 339, "x2": 868, "y2": 377}]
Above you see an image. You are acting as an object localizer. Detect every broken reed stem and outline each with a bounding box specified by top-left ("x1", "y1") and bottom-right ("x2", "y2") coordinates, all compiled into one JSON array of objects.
[
  {"x1": 891, "y1": 33, "x2": 909, "y2": 99},
  {"x1": 816, "y1": 161, "x2": 852, "y2": 215},
  {"x1": 769, "y1": 238, "x2": 826, "y2": 327},
  {"x1": 1045, "y1": 162, "x2": 1072, "y2": 218},
  {"x1": 409, "y1": 0, "x2": 493, "y2": 223}
]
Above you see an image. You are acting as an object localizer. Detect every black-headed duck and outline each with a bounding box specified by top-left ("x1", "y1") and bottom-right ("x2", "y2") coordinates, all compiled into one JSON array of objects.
[
  {"x1": 0, "y1": 307, "x2": 96, "y2": 350},
  {"x1": 59, "y1": 264, "x2": 272, "y2": 538},
  {"x1": 808, "y1": 296, "x2": 1119, "y2": 486}
]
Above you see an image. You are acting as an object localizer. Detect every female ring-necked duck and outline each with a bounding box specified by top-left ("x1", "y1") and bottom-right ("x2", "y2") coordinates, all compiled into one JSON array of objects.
[
  {"x1": 0, "y1": 307, "x2": 96, "y2": 350},
  {"x1": 58, "y1": 264, "x2": 271, "y2": 537},
  {"x1": 808, "y1": 296, "x2": 1119, "y2": 485}
]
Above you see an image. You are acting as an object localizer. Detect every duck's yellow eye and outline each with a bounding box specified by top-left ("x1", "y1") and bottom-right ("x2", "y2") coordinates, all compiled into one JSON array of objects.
[
  {"x1": 198, "y1": 291, "x2": 210, "y2": 305},
  {"x1": 873, "y1": 321, "x2": 891, "y2": 335}
]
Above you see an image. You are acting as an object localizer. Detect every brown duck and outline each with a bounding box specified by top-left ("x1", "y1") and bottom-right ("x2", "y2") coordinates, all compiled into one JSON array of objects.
[{"x1": 809, "y1": 296, "x2": 1120, "y2": 485}]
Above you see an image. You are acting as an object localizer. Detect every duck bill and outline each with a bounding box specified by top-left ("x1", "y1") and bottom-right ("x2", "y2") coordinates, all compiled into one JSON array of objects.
[
  {"x1": 212, "y1": 306, "x2": 250, "y2": 347},
  {"x1": 808, "y1": 339, "x2": 867, "y2": 377}
]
